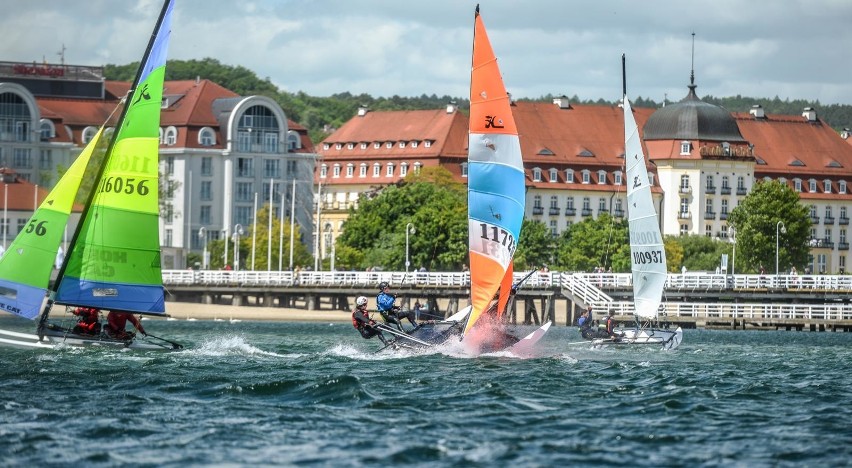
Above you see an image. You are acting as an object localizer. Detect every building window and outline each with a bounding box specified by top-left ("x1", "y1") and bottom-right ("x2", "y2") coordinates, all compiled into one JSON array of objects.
[
  {"x1": 824, "y1": 180, "x2": 832, "y2": 193},
  {"x1": 549, "y1": 168, "x2": 557, "y2": 182},
  {"x1": 237, "y1": 158, "x2": 253, "y2": 177},
  {"x1": 840, "y1": 181, "x2": 847, "y2": 194},
  {"x1": 201, "y1": 157, "x2": 212, "y2": 176},
  {"x1": 722, "y1": 176, "x2": 729, "y2": 189},
  {"x1": 680, "y1": 174, "x2": 690, "y2": 191},
  {"x1": 164, "y1": 229, "x2": 173, "y2": 247},
  {"x1": 400, "y1": 163, "x2": 408, "y2": 177},
  {"x1": 533, "y1": 195, "x2": 542, "y2": 208},
  {"x1": 424, "y1": 140, "x2": 432, "y2": 148},
  {"x1": 399, "y1": 141, "x2": 406, "y2": 148},
  {"x1": 566, "y1": 197, "x2": 574, "y2": 209},
  {"x1": 721, "y1": 199, "x2": 729, "y2": 214},
  {"x1": 386, "y1": 163, "x2": 394, "y2": 177},
  {"x1": 721, "y1": 225, "x2": 729, "y2": 238},
  {"x1": 320, "y1": 164, "x2": 328, "y2": 178},
  {"x1": 373, "y1": 163, "x2": 381, "y2": 177},
  {"x1": 705, "y1": 198, "x2": 713, "y2": 214},
  {"x1": 549, "y1": 220, "x2": 557, "y2": 237},
  {"x1": 597, "y1": 170, "x2": 606, "y2": 184},
  {"x1": 200, "y1": 181, "x2": 212, "y2": 201},
  {"x1": 680, "y1": 141, "x2": 691, "y2": 155},
  {"x1": 581, "y1": 170, "x2": 590, "y2": 184},
  {"x1": 680, "y1": 198, "x2": 689, "y2": 215},
  {"x1": 614, "y1": 171, "x2": 622, "y2": 185},
  {"x1": 582, "y1": 197, "x2": 590, "y2": 211},
  {"x1": 39, "y1": 119, "x2": 55, "y2": 140},
  {"x1": 164, "y1": 126, "x2": 177, "y2": 146},
  {"x1": 680, "y1": 224, "x2": 688, "y2": 235},
  {"x1": 165, "y1": 156, "x2": 174, "y2": 175},
  {"x1": 332, "y1": 164, "x2": 341, "y2": 178},
  {"x1": 794, "y1": 179, "x2": 802, "y2": 192},
  {"x1": 236, "y1": 182, "x2": 253, "y2": 202},
  {"x1": 532, "y1": 167, "x2": 541, "y2": 182},
  {"x1": 411, "y1": 141, "x2": 419, "y2": 148},
  {"x1": 705, "y1": 225, "x2": 713, "y2": 237},
  {"x1": 706, "y1": 174, "x2": 714, "y2": 189},
  {"x1": 359, "y1": 163, "x2": 367, "y2": 177},
  {"x1": 264, "y1": 159, "x2": 281, "y2": 178},
  {"x1": 82, "y1": 126, "x2": 98, "y2": 144},
  {"x1": 385, "y1": 142, "x2": 393, "y2": 149},
  {"x1": 809, "y1": 179, "x2": 817, "y2": 193},
  {"x1": 374, "y1": 142, "x2": 381, "y2": 149},
  {"x1": 198, "y1": 127, "x2": 215, "y2": 146},
  {"x1": 346, "y1": 163, "x2": 354, "y2": 177},
  {"x1": 323, "y1": 143, "x2": 330, "y2": 151},
  {"x1": 360, "y1": 142, "x2": 367, "y2": 150},
  {"x1": 39, "y1": 149, "x2": 52, "y2": 170},
  {"x1": 598, "y1": 198, "x2": 607, "y2": 212},
  {"x1": 737, "y1": 176, "x2": 745, "y2": 189},
  {"x1": 347, "y1": 143, "x2": 354, "y2": 150},
  {"x1": 413, "y1": 162, "x2": 421, "y2": 174},
  {"x1": 264, "y1": 133, "x2": 278, "y2": 153},
  {"x1": 550, "y1": 196, "x2": 558, "y2": 209},
  {"x1": 200, "y1": 206, "x2": 211, "y2": 224},
  {"x1": 565, "y1": 169, "x2": 574, "y2": 183}
]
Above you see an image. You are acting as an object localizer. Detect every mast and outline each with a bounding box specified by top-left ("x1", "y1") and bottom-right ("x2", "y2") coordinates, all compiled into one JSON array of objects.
[{"x1": 40, "y1": 0, "x2": 174, "y2": 325}]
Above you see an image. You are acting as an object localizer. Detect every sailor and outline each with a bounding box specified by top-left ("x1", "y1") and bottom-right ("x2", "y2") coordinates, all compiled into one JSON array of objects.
[
  {"x1": 578, "y1": 307, "x2": 596, "y2": 340},
  {"x1": 376, "y1": 282, "x2": 418, "y2": 329},
  {"x1": 104, "y1": 311, "x2": 147, "y2": 341},
  {"x1": 605, "y1": 309, "x2": 623, "y2": 340},
  {"x1": 352, "y1": 296, "x2": 388, "y2": 345},
  {"x1": 71, "y1": 307, "x2": 101, "y2": 335}
]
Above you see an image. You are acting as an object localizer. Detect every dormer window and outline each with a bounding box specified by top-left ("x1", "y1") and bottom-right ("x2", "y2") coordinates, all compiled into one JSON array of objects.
[
  {"x1": 794, "y1": 178, "x2": 802, "y2": 192},
  {"x1": 39, "y1": 119, "x2": 55, "y2": 141},
  {"x1": 680, "y1": 141, "x2": 691, "y2": 155},
  {"x1": 346, "y1": 143, "x2": 354, "y2": 150},
  {"x1": 334, "y1": 143, "x2": 342, "y2": 150},
  {"x1": 532, "y1": 167, "x2": 542, "y2": 182},
  {"x1": 809, "y1": 179, "x2": 817, "y2": 193},
  {"x1": 373, "y1": 163, "x2": 381, "y2": 177},
  {"x1": 581, "y1": 170, "x2": 590, "y2": 184},
  {"x1": 648, "y1": 173, "x2": 655, "y2": 185},
  {"x1": 597, "y1": 170, "x2": 606, "y2": 184},
  {"x1": 164, "y1": 126, "x2": 177, "y2": 146},
  {"x1": 461, "y1": 162, "x2": 468, "y2": 177},
  {"x1": 824, "y1": 180, "x2": 832, "y2": 193},
  {"x1": 346, "y1": 163, "x2": 354, "y2": 177},
  {"x1": 549, "y1": 168, "x2": 558, "y2": 182},
  {"x1": 360, "y1": 142, "x2": 367, "y2": 150},
  {"x1": 565, "y1": 169, "x2": 574, "y2": 183},
  {"x1": 359, "y1": 163, "x2": 367, "y2": 177},
  {"x1": 424, "y1": 140, "x2": 432, "y2": 148},
  {"x1": 840, "y1": 181, "x2": 847, "y2": 194},
  {"x1": 199, "y1": 127, "x2": 215, "y2": 146},
  {"x1": 385, "y1": 142, "x2": 393, "y2": 149},
  {"x1": 386, "y1": 163, "x2": 394, "y2": 177},
  {"x1": 320, "y1": 164, "x2": 328, "y2": 178},
  {"x1": 332, "y1": 164, "x2": 341, "y2": 178},
  {"x1": 399, "y1": 141, "x2": 406, "y2": 148},
  {"x1": 614, "y1": 171, "x2": 623, "y2": 185},
  {"x1": 323, "y1": 143, "x2": 330, "y2": 150},
  {"x1": 374, "y1": 142, "x2": 381, "y2": 149},
  {"x1": 82, "y1": 126, "x2": 98, "y2": 144},
  {"x1": 411, "y1": 141, "x2": 419, "y2": 148},
  {"x1": 413, "y1": 162, "x2": 422, "y2": 174},
  {"x1": 400, "y1": 162, "x2": 408, "y2": 176}
]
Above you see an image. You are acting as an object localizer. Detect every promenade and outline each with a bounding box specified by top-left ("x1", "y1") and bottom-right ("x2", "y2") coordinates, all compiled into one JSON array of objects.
[{"x1": 162, "y1": 270, "x2": 852, "y2": 331}]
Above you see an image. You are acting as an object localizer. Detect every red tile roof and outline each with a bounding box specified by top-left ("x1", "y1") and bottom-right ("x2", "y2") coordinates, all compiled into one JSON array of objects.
[{"x1": 0, "y1": 168, "x2": 81, "y2": 212}]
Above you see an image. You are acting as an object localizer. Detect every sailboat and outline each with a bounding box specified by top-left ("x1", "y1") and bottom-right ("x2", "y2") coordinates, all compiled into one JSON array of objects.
[
  {"x1": 0, "y1": 0, "x2": 181, "y2": 350},
  {"x1": 591, "y1": 55, "x2": 682, "y2": 350},
  {"x1": 377, "y1": 6, "x2": 550, "y2": 354}
]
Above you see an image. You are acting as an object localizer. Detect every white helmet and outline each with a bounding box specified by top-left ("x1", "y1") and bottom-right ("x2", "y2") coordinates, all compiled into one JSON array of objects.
[{"x1": 356, "y1": 296, "x2": 368, "y2": 307}]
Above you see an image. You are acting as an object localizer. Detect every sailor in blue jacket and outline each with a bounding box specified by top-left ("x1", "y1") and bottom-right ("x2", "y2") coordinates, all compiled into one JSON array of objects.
[{"x1": 376, "y1": 282, "x2": 418, "y2": 330}]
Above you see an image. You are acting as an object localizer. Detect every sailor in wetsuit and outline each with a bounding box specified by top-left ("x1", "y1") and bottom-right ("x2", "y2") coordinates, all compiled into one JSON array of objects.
[
  {"x1": 352, "y1": 296, "x2": 388, "y2": 345},
  {"x1": 578, "y1": 307, "x2": 596, "y2": 340},
  {"x1": 376, "y1": 282, "x2": 418, "y2": 330},
  {"x1": 71, "y1": 307, "x2": 101, "y2": 335}
]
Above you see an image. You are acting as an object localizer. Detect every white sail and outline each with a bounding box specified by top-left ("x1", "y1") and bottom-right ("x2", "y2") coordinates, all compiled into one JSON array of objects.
[{"x1": 624, "y1": 97, "x2": 667, "y2": 320}]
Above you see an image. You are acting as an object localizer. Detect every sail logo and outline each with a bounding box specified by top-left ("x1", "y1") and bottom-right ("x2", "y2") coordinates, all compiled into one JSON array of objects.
[
  {"x1": 484, "y1": 115, "x2": 504, "y2": 129},
  {"x1": 133, "y1": 83, "x2": 151, "y2": 104},
  {"x1": 630, "y1": 230, "x2": 661, "y2": 244},
  {"x1": 633, "y1": 175, "x2": 642, "y2": 189}
]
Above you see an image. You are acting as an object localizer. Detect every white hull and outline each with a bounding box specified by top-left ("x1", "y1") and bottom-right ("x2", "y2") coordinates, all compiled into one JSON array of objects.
[
  {"x1": 592, "y1": 326, "x2": 682, "y2": 350},
  {"x1": 0, "y1": 326, "x2": 180, "y2": 351}
]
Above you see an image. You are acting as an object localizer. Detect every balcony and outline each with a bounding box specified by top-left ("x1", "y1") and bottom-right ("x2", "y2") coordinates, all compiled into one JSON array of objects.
[
  {"x1": 598, "y1": 208, "x2": 609, "y2": 215},
  {"x1": 565, "y1": 207, "x2": 576, "y2": 216},
  {"x1": 704, "y1": 211, "x2": 716, "y2": 220},
  {"x1": 679, "y1": 186, "x2": 691, "y2": 194},
  {"x1": 581, "y1": 208, "x2": 593, "y2": 217},
  {"x1": 811, "y1": 216, "x2": 820, "y2": 224},
  {"x1": 678, "y1": 211, "x2": 691, "y2": 219},
  {"x1": 736, "y1": 187, "x2": 747, "y2": 195},
  {"x1": 532, "y1": 206, "x2": 543, "y2": 215},
  {"x1": 720, "y1": 186, "x2": 731, "y2": 195},
  {"x1": 840, "y1": 217, "x2": 850, "y2": 225},
  {"x1": 824, "y1": 216, "x2": 835, "y2": 225},
  {"x1": 823, "y1": 240, "x2": 835, "y2": 249},
  {"x1": 705, "y1": 186, "x2": 717, "y2": 195},
  {"x1": 613, "y1": 209, "x2": 624, "y2": 218},
  {"x1": 720, "y1": 212, "x2": 729, "y2": 220},
  {"x1": 839, "y1": 242, "x2": 849, "y2": 250},
  {"x1": 549, "y1": 207, "x2": 560, "y2": 216}
]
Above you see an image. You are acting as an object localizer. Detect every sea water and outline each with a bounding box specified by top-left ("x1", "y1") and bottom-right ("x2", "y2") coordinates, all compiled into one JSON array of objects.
[{"x1": 0, "y1": 315, "x2": 850, "y2": 466}]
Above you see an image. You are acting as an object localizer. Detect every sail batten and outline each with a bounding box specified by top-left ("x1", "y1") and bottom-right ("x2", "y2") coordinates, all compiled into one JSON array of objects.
[{"x1": 464, "y1": 8, "x2": 524, "y2": 336}]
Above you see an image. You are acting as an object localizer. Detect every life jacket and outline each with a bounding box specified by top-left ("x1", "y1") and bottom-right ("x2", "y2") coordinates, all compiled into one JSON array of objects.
[
  {"x1": 352, "y1": 308, "x2": 367, "y2": 329},
  {"x1": 605, "y1": 316, "x2": 615, "y2": 333}
]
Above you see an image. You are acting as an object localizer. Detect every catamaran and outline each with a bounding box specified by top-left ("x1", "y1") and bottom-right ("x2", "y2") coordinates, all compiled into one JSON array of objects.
[
  {"x1": 591, "y1": 55, "x2": 682, "y2": 350},
  {"x1": 0, "y1": 0, "x2": 182, "y2": 351},
  {"x1": 377, "y1": 6, "x2": 550, "y2": 354}
]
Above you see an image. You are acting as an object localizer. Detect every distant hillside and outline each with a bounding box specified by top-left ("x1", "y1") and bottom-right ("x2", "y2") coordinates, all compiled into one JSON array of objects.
[{"x1": 104, "y1": 58, "x2": 852, "y2": 145}]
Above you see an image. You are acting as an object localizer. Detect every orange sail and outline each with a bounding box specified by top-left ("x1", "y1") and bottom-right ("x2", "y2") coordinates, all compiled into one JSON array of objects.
[
  {"x1": 464, "y1": 6, "x2": 525, "y2": 336},
  {"x1": 496, "y1": 262, "x2": 514, "y2": 318}
]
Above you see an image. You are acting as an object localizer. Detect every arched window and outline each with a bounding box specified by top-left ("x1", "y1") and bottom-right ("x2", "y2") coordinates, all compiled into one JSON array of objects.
[
  {"x1": 287, "y1": 130, "x2": 301, "y2": 150},
  {"x1": 82, "y1": 126, "x2": 98, "y2": 144},
  {"x1": 549, "y1": 168, "x2": 558, "y2": 182},
  {"x1": 39, "y1": 119, "x2": 55, "y2": 141},
  {"x1": 237, "y1": 105, "x2": 280, "y2": 153},
  {"x1": 198, "y1": 127, "x2": 216, "y2": 146},
  {"x1": 532, "y1": 167, "x2": 542, "y2": 182},
  {"x1": 164, "y1": 126, "x2": 178, "y2": 146}
]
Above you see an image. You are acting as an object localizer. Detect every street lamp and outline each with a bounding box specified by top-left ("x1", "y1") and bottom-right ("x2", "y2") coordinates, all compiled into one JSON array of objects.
[
  {"x1": 776, "y1": 220, "x2": 786, "y2": 276},
  {"x1": 233, "y1": 224, "x2": 244, "y2": 271},
  {"x1": 730, "y1": 226, "x2": 736, "y2": 276},
  {"x1": 405, "y1": 222, "x2": 416, "y2": 273},
  {"x1": 198, "y1": 227, "x2": 207, "y2": 270}
]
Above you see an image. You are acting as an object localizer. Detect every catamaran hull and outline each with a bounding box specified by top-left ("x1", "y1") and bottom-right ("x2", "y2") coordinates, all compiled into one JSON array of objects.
[
  {"x1": 592, "y1": 326, "x2": 683, "y2": 351},
  {"x1": 0, "y1": 326, "x2": 179, "y2": 351}
]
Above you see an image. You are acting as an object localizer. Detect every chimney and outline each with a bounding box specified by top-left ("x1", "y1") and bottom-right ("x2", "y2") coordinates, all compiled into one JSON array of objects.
[
  {"x1": 552, "y1": 95, "x2": 572, "y2": 109},
  {"x1": 749, "y1": 104, "x2": 765, "y2": 119},
  {"x1": 357, "y1": 105, "x2": 369, "y2": 117},
  {"x1": 802, "y1": 107, "x2": 817, "y2": 122},
  {"x1": 842, "y1": 128, "x2": 851, "y2": 140},
  {"x1": 446, "y1": 100, "x2": 457, "y2": 114}
]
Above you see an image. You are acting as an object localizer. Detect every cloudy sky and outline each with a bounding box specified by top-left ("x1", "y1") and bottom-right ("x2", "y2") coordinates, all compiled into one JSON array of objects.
[{"x1": 3, "y1": 0, "x2": 852, "y2": 105}]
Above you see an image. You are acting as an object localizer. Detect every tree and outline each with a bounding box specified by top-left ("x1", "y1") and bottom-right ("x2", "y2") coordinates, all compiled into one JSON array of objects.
[
  {"x1": 554, "y1": 214, "x2": 630, "y2": 272},
  {"x1": 728, "y1": 180, "x2": 810, "y2": 273},
  {"x1": 336, "y1": 166, "x2": 467, "y2": 271},
  {"x1": 663, "y1": 236, "x2": 684, "y2": 273},
  {"x1": 514, "y1": 219, "x2": 554, "y2": 269},
  {"x1": 671, "y1": 234, "x2": 732, "y2": 272}
]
